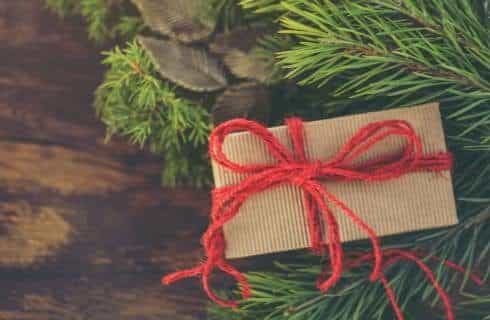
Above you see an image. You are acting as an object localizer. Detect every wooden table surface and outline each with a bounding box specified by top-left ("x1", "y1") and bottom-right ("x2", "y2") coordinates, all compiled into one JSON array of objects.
[
  {"x1": 2, "y1": 2, "x2": 489, "y2": 320},
  {"x1": 0, "y1": 1, "x2": 214, "y2": 319}
]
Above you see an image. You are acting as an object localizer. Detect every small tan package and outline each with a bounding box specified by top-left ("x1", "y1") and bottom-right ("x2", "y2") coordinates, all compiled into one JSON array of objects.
[{"x1": 211, "y1": 103, "x2": 458, "y2": 259}]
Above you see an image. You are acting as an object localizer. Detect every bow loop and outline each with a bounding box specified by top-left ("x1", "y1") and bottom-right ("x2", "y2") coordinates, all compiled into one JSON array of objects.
[
  {"x1": 330, "y1": 120, "x2": 425, "y2": 179},
  {"x1": 209, "y1": 119, "x2": 295, "y2": 174}
]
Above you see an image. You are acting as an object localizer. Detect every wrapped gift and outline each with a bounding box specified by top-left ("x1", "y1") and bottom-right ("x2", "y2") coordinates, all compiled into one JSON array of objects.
[{"x1": 212, "y1": 102, "x2": 457, "y2": 259}]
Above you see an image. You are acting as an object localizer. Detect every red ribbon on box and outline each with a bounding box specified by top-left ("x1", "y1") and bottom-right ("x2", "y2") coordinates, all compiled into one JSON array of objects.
[{"x1": 163, "y1": 117, "x2": 483, "y2": 320}]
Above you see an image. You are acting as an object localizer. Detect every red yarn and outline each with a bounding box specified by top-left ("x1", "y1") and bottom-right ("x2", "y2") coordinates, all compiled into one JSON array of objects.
[
  {"x1": 162, "y1": 117, "x2": 481, "y2": 316},
  {"x1": 340, "y1": 250, "x2": 484, "y2": 320}
]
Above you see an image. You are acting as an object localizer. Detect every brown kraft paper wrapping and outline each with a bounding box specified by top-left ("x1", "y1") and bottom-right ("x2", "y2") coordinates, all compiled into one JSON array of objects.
[{"x1": 211, "y1": 103, "x2": 458, "y2": 259}]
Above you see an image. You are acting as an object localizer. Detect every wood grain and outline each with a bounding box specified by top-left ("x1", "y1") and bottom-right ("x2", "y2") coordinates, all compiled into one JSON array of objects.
[{"x1": 0, "y1": 1, "x2": 209, "y2": 319}]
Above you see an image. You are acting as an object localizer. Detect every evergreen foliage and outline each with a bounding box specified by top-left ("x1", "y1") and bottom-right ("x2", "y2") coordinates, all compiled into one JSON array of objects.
[
  {"x1": 278, "y1": 0, "x2": 490, "y2": 146},
  {"x1": 95, "y1": 42, "x2": 212, "y2": 186},
  {"x1": 45, "y1": 0, "x2": 143, "y2": 43}
]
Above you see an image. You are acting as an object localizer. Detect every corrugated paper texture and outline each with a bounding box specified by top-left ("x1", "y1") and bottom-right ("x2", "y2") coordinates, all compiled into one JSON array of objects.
[{"x1": 212, "y1": 103, "x2": 458, "y2": 259}]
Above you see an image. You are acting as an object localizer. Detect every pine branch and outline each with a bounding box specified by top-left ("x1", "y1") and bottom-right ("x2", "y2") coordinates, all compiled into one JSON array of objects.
[
  {"x1": 95, "y1": 41, "x2": 212, "y2": 187},
  {"x1": 278, "y1": 0, "x2": 490, "y2": 149},
  {"x1": 80, "y1": 0, "x2": 113, "y2": 43},
  {"x1": 113, "y1": 15, "x2": 145, "y2": 39},
  {"x1": 239, "y1": 0, "x2": 285, "y2": 15},
  {"x1": 46, "y1": 0, "x2": 143, "y2": 43}
]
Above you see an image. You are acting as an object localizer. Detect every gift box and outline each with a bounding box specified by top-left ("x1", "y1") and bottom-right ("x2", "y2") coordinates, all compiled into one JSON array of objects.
[{"x1": 211, "y1": 103, "x2": 458, "y2": 259}]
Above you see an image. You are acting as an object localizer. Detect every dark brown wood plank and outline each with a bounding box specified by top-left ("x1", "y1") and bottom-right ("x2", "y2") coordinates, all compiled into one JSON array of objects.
[
  {"x1": 0, "y1": 273, "x2": 204, "y2": 320},
  {"x1": 0, "y1": 1, "x2": 210, "y2": 318}
]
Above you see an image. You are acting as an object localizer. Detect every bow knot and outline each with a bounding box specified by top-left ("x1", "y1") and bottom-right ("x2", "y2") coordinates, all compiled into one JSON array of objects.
[
  {"x1": 290, "y1": 160, "x2": 323, "y2": 187},
  {"x1": 161, "y1": 117, "x2": 474, "y2": 320}
]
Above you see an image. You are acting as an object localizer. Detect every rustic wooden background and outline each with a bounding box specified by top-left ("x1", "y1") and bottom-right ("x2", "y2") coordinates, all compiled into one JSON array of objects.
[
  {"x1": 0, "y1": 1, "x2": 216, "y2": 319},
  {"x1": 3, "y1": 2, "x2": 486, "y2": 320}
]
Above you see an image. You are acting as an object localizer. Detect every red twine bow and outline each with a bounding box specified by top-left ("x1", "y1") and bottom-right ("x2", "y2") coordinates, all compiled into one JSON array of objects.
[{"x1": 163, "y1": 118, "x2": 483, "y2": 319}]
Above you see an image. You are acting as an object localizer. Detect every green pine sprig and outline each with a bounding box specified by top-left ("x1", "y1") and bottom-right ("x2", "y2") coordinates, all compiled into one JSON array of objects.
[
  {"x1": 240, "y1": 0, "x2": 286, "y2": 15},
  {"x1": 95, "y1": 41, "x2": 213, "y2": 187},
  {"x1": 277, "y1": 0, "x2": 490, "y2": 146},
  {"x1": 46, "y1": 0, "x2": 143, "y2": 43}
]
